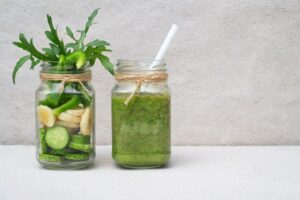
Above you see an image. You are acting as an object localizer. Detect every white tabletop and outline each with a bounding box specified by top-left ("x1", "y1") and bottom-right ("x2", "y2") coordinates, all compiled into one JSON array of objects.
[{"x1": 0, "y1": 146, "x2": 299, "y2": 200}]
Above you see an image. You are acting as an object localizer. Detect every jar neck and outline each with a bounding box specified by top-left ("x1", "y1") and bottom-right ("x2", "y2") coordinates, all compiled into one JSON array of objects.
[
  {"x1": 115, "y1": 71, "x2": 168, "y2": 83},
  {"x1": 116, "y1": 79, "x2": 167, "y2": 84},
  {"x1": 40, "y1": 62, "x2": 92, "y2": 74},
  {"x1": 116, "y1": 59, "x2": 167, "y2": 73}
]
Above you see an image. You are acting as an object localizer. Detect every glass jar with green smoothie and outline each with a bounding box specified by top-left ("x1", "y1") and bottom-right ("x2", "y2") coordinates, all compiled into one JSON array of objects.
[{"x1": 112, "y1": 60, "x2": 171, "y2": 168}]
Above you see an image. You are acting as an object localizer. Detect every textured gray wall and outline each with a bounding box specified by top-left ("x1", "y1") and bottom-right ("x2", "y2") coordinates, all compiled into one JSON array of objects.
[{"x1": 0, "y1": 0, "x2": 300, "y2": 145}]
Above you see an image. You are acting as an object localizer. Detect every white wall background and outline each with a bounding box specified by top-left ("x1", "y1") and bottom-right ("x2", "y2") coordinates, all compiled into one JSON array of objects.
[{"x1": 0, "y1": 0, "x2": 300, "y2": 145}]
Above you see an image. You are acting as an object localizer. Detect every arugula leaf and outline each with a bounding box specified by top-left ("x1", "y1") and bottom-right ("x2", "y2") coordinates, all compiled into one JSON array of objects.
[
  {"x1": 76, "y1": 83, "x2": 92, "y2": 106},
  {"x1": 66, "y1": 43, "x2": 77, "y2": 51},
  {"x1": 13, "y1": 34, "x2": 51, "y2": 61},
  {"x1": 85, "y1": 46, "x2": 110, "y2": 66},
  {"x1": 77, "y1": 8, "x2": 99, "y2": 50},
  {"x1": 12, "y1": 9, "x2": 114, "y2": 84},
  {"x1": 84, "y1": 47, "x2": 95, "y2": 65},
  {"x1": 12, "y1": 55, "x2": 31, "y2": 84},
  {"x1": 97, "y1": 54, "x2": 114, "y2": 75},
  {"x1": 84, "y1": 46, "x2": 97, "y2": 65},
  {"x1": 29, "y1": 57, "x2": 41, "y2": 70},
  {"x1": 46, "y1": 15, "x2": 66, "y2": 55},
  {"x1": 42, "y1": 48, "x2": 57, "y2": 60},
  {"x1": 49, "y1": 43, "x2": 60, "y2": 55},
  {"x1": 66, "y1": 26, "x2": 76, "y2": 41},
  {"x1": 84, "y1": 8, "x2": 99, "y2": 33},
  {"x1": 86, "y1": 39, "x2": 110, "y2": 48}
]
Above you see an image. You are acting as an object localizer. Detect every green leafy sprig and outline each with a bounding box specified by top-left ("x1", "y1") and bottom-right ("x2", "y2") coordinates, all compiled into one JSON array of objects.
[{"x1": 12, "y1": 8, "x2": 114, "y2": 84}]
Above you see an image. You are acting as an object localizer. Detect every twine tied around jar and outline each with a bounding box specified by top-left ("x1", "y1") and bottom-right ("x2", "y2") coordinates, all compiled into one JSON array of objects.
[
  {"x1": 115, "y1": 72, "x2": 168, "y2": 105},
  {"x1": 40, "y1": 71, "x2": 92, "y2": 93}
]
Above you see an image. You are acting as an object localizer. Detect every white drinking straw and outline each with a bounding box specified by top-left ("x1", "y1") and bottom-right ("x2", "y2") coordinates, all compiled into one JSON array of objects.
[{"x1": 150, "y1": 24, "x2": 178, "y2": 69}]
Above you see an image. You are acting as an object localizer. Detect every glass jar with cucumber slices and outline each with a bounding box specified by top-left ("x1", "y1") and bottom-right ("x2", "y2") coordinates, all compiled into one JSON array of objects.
[
  {"x1": 35, "y1": 64, "x2": 96, "y2": 169},
  {"x1": 11, "y1": 9, "x2": 114, "y2": 169}
]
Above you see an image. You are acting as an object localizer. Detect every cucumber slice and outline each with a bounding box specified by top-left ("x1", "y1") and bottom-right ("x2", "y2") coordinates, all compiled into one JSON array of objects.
[
  {"x1": 63, "y1": 153, "x2": 89, "y2": 161},
  {"x1": 48, "y1": 148, "x2": 78, "y2": 155},
  {"x1": 39, "y1": 153, "x2": 61, "y2": 162},
  {"x1": 69, "y1": 142, "x2": 92, "y2": 153},
  {"x1": 39, "y1": 128, "x2": 47, "y2": 153},
  {"x1": 45, "y1": 126, "x2": 70, "y2": 150},
  {"x1": 48, "y1": 149, "x2": 68, "y2": 155},
  {"x1": 71, "y1": 135, "x2": 90, "y2": 144}
]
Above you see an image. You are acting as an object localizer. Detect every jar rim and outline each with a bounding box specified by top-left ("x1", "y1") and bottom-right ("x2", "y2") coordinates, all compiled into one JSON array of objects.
[
  {"x1": 40, "y1": 61, "x2": 92, "y2": 74},
  {"x1": 116, "y1": 59, "x2": 166, "y2": 72}
]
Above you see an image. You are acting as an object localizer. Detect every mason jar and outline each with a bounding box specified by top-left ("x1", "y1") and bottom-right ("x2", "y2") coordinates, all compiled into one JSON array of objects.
[
  {"x1": 35, "y1": 63, "x2": 95, "y2": 169},
  {"x1": 111, "y1": 60, "x2": 171, "y2": 168}
]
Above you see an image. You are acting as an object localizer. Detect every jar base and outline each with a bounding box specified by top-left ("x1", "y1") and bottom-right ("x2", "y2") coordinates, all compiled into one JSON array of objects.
[
  {"x1": 40, "y1": 162, "x2": 92, "y2": 170},
  {"x1": 113, "y1": 153, "x2": 170, "y2": 169},
  {"x1": 117, "y1": 164, "x2": 166, "y2": 169},
  {"x1": 37, "y1": 156, "x2": 95, "y2": 170}
]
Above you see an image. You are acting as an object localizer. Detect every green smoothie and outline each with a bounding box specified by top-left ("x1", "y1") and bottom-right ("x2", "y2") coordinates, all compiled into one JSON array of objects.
[{"x1": 112, "y1": 93, "x2": 170, "y2": 168}]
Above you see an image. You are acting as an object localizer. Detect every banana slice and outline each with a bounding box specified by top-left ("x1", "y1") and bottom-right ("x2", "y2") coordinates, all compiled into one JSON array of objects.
[
  {"x1": 37, "y1": 105, "x2": 55, "y2": 127},
  {"x1": 65, "y1": 108, "x2": 85, "y2": 117},
  {"x1": 80, "y1": 107, "x2": 92, "y2": 135},
  {"x1": 55, "y1": 120, "x2": 80, "y2": 128},
  {"x1": 57, "y1": 112, "x2": 81, "y2": 123}
]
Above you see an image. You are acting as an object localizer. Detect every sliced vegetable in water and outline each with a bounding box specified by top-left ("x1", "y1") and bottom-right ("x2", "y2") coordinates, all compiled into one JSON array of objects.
[
  {"x1": 48, "y1": 148, "x2": 78, "y2": 156},
  {"x1": 80, "y1": 107, "x2": 92, "y2": 135},
  {"x1": 45, "y1": 126, "x2": 70, "y2": 150},
  {"x1": 39, "y1": 93, "x2": 62, "y2": 108},
  {"x1": 58, "y1": 112, "x2": 81, "y2": 123},
  {"x1": 37, "y1": 105, "x2": 55, "y2": 127},
  {"x1": 66, "y1": 107, "x2": 85, "y2": 117},
  {"x1": 64, "y1": 154, "x2": 90, "y2": 161},
  {"x1": 39, "y1": 154, "x2": 61, "y2": 163},
  {"x1": 39, "y1": 128, "x2": 47, "y2": 153},
  {"x1": 75, "y1": 84, "x2": 93, "y2": 107},
  {"x1": 55, "y1": 120, "x2": 79, "y2": 129},
  {"x1": 69, "y1": 142, "x2": 92, "y2": 153},
  {"x1": 53, "y1": 95, "x2": 80, "y2": 116},
  {"x1": 40, "y1": 93, "x2": 89, "y2": 110},
  {"x1": 71, "y1": 135, "x2": 91, "y2": 144}
]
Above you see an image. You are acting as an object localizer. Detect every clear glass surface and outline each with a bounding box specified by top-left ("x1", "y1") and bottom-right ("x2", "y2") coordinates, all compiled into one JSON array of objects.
[{"x1": 35, "y1": 65, "x2": 95, "y2": 169}]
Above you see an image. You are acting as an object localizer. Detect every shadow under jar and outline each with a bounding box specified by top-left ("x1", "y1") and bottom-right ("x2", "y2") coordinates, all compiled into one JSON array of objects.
[
  {"x1": 112, "y1": 60, "x2": 171, "y2": 168},
  {"x1": 35, "y1": 63, "x2": 95, "y2": 169}
]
